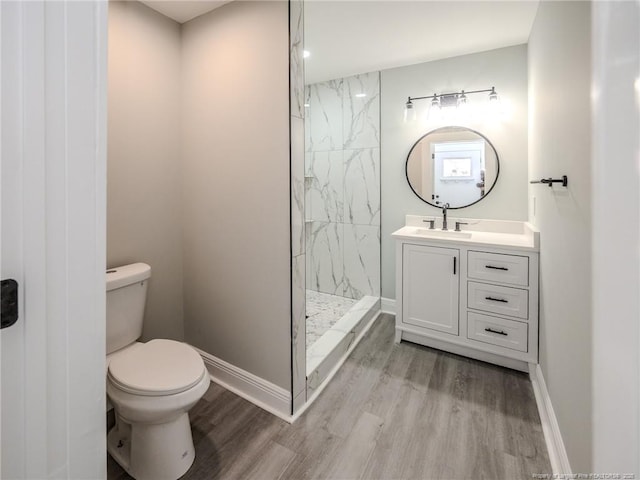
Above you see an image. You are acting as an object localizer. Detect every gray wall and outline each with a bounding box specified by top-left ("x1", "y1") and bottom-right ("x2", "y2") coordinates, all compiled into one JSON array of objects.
[
  {"x1": 107, "y1": 1, "x2": 184, "y2": 341},
  {"x1": 380, "y1": 45, "x2": 529, "y2": 299},
  {"x1": 528, "y1": 1, "x2": 592, "y2": 471},
  {"x1": 181, "y1": 1, "x2": 291, "y2": 390}
]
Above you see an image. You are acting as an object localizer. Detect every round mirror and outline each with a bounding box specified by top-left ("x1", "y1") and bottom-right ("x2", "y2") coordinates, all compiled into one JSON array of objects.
[{"x1": 405, "y1": 126, "x2": 500, "y2": 209}]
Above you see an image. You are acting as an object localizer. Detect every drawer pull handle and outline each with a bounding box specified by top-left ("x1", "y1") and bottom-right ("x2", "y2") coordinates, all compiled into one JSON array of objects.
[
  {"x1": 485, "y1": 327, "x2": 508, "y2": 336},
  {"x1": 485, "y1": 296, "x2": 508, "y2": 303},
  {"x1": 485, "y1": 265, "x2": 509, "y2": 271}
]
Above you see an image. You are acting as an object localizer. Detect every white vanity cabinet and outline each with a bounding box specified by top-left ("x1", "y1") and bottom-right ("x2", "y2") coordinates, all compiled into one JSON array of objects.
[
  {"x1": 393, "y1": 218, "x2": 539, "y2": 372},
  {"x1": 402, "y1": 244, "x2": 460, "y2": 335}
]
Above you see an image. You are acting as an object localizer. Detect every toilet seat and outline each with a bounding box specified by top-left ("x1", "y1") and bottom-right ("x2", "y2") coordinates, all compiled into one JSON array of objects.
[{"x1": 108, "y1": 339, "x2": 206, "y2": 396}]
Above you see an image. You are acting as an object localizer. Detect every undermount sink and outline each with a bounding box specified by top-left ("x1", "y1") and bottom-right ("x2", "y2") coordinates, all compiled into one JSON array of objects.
[
  {"x1": 409, "y1": 227, "x2": 473, "y2": 239},
  {"x1": 392, "y1": 215, "x2": 540, "y2": 251}
]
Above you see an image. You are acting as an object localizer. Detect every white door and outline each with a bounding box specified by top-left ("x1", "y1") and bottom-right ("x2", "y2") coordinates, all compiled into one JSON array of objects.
[
  {"x1": 430, "y1": 140, "x2": 484, "y2": 206},
  {"x1": 1, "y1": 2, "x2": 108, "y2": 478},
  {"x1": 402, "y1": 244, "x2": 460, "y2": 335},
  {"x1": 2, "y1": 3, "x2": 39, "y2": 474}
]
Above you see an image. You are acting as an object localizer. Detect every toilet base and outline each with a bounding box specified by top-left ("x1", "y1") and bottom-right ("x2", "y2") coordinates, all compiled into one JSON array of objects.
[{"x1": 107, "y1": 411, "x2": 196, "y2": 480}]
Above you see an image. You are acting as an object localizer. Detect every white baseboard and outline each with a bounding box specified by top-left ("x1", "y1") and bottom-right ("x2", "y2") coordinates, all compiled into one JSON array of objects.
[
  {"x1": 191, "y1": 346, "x2": 292, "y2": 423},
  {"x1": 381, "y1": 297, "x2": 396, "y2": 314},
  {"x1": 529, "y1": 363, "x2": 572, "y2": 474}
]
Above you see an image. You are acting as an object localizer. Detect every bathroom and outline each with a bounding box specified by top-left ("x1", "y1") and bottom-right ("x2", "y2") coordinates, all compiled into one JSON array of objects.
[
  {"x1": 0, "y1": 0, "x2": 637, "y2": 478},
  {"x1": 103, "y1": 0, "x2": 636, "y2": 476}
]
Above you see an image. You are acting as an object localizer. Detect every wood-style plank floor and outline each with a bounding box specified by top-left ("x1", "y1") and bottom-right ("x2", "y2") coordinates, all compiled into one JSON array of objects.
[{"x1": 108, "y1": 314, "x2": 551, "y2": 480}]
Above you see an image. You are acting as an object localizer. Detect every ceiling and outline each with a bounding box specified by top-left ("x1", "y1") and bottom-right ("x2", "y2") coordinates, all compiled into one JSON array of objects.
[
  {"x1": 304, "y1": 1, "x2": 539, "y2": 84},
  {"x1": 135, "y1": 1, "x2": 539, "y2": 83},
  {"x1": 139, "y1": 0, "x2": 232, "y2": 24}
]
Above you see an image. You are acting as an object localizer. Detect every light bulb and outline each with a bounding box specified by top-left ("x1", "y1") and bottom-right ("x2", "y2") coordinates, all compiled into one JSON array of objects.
[
  {"x1": 458, "y1": 91, "x2": 468, "y2": 106},
  {"x1": 486, "y1": 87, "x2": 505, "y2": 121},
  {"x1": 430, "y1": 94, "x2": 440, "y2": 110},
  {"x1": 427, "y1": 94, "x2": 441, "y2": 122},
  {"x1": 404, "y1": 98, "x2": 416, "y2": 122}
]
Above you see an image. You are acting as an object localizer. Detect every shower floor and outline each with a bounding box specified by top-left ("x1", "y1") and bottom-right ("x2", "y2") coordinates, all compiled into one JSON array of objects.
[{"x1": 306, "y1": 290, "x2": 357, "y2": 350}]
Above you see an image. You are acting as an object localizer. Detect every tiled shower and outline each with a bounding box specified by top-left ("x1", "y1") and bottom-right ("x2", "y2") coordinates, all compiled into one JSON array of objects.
[
  {"x1": 305, "y1": 71, "x2": 380, "y2": 299},
  {"x1": 304, "y1": 71, "x2": 381, "y2": 377}
]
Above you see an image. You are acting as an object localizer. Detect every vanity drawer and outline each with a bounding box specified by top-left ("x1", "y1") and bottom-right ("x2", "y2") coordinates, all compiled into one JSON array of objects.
[
  {"x1": 467, "y1": 312, "x2": 528, "y2": 352},
  {"x1": 467, "y1": 251, "x2": 529, "y2": 286},
  {"x1": 467, "y1": 281, "x2": 528, "y2": 319}
]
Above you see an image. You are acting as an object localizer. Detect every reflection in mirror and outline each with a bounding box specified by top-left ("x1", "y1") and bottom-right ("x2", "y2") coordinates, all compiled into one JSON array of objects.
[{"x1": 406, "y1": 126, "x2": 499, "y2": 209}]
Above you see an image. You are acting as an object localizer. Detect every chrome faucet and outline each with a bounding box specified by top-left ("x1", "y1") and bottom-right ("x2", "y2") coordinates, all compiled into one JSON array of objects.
[{"x1": 441, "y1": 203, "x2": 450, "y2": 230}]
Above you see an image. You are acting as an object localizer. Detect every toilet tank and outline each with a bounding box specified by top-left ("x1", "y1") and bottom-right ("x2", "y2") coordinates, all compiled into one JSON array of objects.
[{"x1": 106, "y1": 263, "x2": 151, "y2": 355}]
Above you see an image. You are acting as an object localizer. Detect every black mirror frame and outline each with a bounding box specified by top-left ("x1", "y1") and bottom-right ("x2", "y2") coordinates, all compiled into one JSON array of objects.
[{"x1": 405, "y1": 125, "x2": 501, "y2": 209}]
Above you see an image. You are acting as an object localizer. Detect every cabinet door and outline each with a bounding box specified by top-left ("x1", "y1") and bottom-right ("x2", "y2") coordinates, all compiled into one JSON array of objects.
[{"x1": 402, "y1": 244, "x2": 459, "y2": 335}]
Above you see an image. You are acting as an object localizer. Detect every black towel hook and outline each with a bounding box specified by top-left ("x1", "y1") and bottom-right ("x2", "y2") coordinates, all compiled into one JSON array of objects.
[{"x1": 529, "y1": 175, "x2": 568, "y2": 188}]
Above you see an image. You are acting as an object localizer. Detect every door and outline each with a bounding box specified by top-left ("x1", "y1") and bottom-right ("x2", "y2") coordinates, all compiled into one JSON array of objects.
[
  {"x1": 430, "y1": 140, "x2": 484, "y2": 206},
  {"x1": 2, "y1": 3, "x2": 34, "y2": 473},
  {"x1": 1, "y1": 2, "x2": 108, "y2": 478},
  {"x1": 402, "y1": 244, "x2": 460, "y2": 335}
]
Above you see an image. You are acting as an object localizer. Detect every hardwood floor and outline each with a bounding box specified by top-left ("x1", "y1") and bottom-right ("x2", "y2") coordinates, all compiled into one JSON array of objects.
[{"x1": 107, "y1": 313, "x2": 551, "y2": 480}]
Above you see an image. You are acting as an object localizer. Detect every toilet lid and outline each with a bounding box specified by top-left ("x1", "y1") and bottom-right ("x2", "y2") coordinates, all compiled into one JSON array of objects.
[{"x1": 108, "y1": 339, "x2": 206, "y2": 396}]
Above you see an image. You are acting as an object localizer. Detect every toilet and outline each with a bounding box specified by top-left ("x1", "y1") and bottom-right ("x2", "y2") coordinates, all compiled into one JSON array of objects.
[{"x1": 106, "y1": 263, "x2": 209, "y2": 480}]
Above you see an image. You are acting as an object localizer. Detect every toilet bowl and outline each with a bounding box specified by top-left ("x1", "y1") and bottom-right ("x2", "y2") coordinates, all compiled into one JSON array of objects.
[{"x1": 106, "y1": 264, "x2": 210, "y2": 480}]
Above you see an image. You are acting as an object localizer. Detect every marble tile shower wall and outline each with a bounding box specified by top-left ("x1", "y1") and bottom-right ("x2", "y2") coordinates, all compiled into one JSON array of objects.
[
  {"x1": 305, "y1": 71, "x2": 381, "y2": 300},
  {"x1": 290, "y1": 0, "x2": 306, "y2": 412}
]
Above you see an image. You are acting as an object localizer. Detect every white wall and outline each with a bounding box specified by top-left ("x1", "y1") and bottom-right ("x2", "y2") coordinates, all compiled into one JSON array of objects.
[
  {"x1": 380, "y1": 45, "x2": 529, "y2": 299},
  {"x1": 591, "y1": 0, "x2": 640, "y2": 474},
  {"x1": 108, "y1": 1, "x2": 184, "y2": 341},
  {"x1": 528, "y1": 1, "x2": 592, "y2": 472},
  {"x1": 181, "y1": 1, "x2": 291, "y2": 390}
]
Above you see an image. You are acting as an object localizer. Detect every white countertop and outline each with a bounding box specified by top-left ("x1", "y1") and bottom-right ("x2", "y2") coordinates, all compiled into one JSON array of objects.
[{"x1": 392, "y1": 216, "x2": 540, "y2": 252}]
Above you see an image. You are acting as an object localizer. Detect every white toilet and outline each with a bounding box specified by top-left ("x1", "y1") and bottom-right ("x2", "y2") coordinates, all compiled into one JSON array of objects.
[{"x1": 106, "y1": 263, "x2": 210, "y2": 480}]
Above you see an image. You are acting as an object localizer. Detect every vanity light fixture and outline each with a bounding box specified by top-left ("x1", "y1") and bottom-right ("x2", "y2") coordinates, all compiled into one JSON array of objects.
[
  {"x1": 403, "y1": 86, "x2": 499, "y2": 121},
  {"x1": 457, "y1": 90, "x2": 468, "y2": 114},
  {"x1": 355, "y1": 93, "x2": 367, "y2": 98},
  {"x1": 403, "y1": 98, "x2": 416, "y2": 122},
  {"x1": 430, "y1": 94, "x2": 440, "y2": 110}
]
